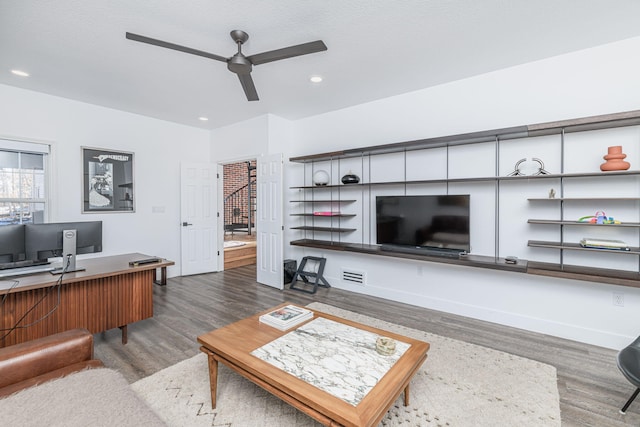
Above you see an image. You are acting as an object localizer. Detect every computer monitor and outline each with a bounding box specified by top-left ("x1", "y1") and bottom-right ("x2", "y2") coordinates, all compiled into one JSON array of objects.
[
  {"x1": 24, "y1": 221, "x2": 103, "y2": 272},
  {"x1": 0, "y1": 224, "x2": 26, "y2": 264}
]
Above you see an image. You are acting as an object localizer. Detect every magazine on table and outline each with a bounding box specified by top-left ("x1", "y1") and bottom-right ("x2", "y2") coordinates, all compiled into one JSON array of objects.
[{"x1": 259, "y1": 305, "x2": 314, "y2": 330}]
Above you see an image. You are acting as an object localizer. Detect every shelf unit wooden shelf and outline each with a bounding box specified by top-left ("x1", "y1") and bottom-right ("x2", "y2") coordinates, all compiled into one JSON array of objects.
[
  {"x1": 528, "y1": 240, "x2": 640, "y2": 254},
  {"x1": 290, "y1": 213, "x2": 357, "y2": 218},
  {"x1": 290, "y1": 199, "x2": 357, "y2": 203},
  {"x1": 290, "y1": 239, "x2": 527, "y2": 273},
  {"x1": 527, "y1": 174, "x2": 640, "y2": 285},
  {"x1": 290, "y1": 170, "x2": 640, "y2": 189},
  {"x1": 528, "y1": 197, "x2": 640, "y2": 201},
  {"x1": 290, "y1": 193, "x2": 357, "y2": 237},
  {"x1": 527, "y1": 219, "x2": 640, "y2": 227},
  {"x1": 288, "y1": 109, "x2": 640, "y2": 287},
  {"x1": 290, "y1": 226, "x2": 357, "y2": 233}
]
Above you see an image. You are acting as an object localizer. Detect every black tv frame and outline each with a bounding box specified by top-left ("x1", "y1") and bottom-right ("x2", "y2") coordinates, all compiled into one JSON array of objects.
[{"x1": 376, "y1": 194, "x2": 470, "y2": 254}]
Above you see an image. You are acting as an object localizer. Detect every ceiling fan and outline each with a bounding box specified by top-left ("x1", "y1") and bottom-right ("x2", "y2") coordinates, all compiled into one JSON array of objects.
[{"x1": 125, "y1": 30, "x2": 327, "y2": 101}]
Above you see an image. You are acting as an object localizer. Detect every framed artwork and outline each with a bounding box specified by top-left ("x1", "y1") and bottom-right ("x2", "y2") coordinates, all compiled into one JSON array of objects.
[{"x1": 82, "y1": 147, "x2": 134, "y2": 213}]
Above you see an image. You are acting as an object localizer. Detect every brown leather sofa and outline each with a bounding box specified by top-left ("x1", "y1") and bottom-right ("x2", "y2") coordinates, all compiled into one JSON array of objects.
[
  {"x1": 0, "y1": 328, "x2": 167, "y2": 426},
  {"x1": 0, "y1": 328, "x2": 104, "y2": 398}
]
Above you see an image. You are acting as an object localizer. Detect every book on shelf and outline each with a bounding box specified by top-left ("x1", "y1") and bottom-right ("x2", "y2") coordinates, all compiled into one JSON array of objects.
[
  {"x1": 259, "y1": 305, "x2": 314, "y2": 330},
  {"x1": 313, "y1": 211, "x2": 341, "y2": 216},
  {"x1": 580, "y1": 237, "x2": 630, "y2": 250}
]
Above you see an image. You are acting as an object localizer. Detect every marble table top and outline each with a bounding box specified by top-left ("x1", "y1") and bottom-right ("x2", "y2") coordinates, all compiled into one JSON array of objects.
[{"x1": 251, "y1": 316, "x2": 410, "y2": 406}]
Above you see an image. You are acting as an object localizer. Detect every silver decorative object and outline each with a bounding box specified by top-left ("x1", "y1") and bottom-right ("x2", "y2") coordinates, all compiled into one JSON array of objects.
[{"x1": 507, "y1": 158, "x2": 550, "y2": 176}]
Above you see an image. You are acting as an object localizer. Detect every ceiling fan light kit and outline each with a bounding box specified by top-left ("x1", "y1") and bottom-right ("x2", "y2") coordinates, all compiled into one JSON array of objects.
[{"x1": 125, "y1": 30, "x2": 327, "y2": 102}]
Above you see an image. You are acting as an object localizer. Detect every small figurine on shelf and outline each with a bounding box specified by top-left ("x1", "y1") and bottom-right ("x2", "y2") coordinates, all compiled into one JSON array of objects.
[{"x1": 548, "y1": 188, "x2": 556, "y2": 199}]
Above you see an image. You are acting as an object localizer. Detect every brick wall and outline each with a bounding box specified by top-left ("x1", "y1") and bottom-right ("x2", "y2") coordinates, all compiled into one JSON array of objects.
[{"x1": 223, "y1": 160, "x2": 256, "y2": 227}]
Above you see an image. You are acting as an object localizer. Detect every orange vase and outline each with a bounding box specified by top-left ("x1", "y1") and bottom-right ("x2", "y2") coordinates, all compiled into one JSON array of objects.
[{"x1": 600, "y1": 146, "x2": 630, "y2": 171}]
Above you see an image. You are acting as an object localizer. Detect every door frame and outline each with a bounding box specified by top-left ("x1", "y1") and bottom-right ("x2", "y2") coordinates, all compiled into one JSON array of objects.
[{"x1": 218, "y1": 156, "x2": 258, "y2": 271}]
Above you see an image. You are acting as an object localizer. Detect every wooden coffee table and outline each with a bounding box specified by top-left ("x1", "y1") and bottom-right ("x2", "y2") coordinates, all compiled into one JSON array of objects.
[{"x1": 197, "y1": 302, "x2": 429, "y2": 427}]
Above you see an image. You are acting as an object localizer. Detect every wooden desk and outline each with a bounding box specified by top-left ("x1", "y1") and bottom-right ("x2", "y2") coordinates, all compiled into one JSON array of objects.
[{"x1": 0, "y1": 253, "x2": 174, "y2": 348}]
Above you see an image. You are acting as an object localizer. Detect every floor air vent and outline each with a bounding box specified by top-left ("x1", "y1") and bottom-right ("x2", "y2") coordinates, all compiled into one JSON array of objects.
[{"x1": 341, "y1": 269, "x2": 365, "y2": 286}]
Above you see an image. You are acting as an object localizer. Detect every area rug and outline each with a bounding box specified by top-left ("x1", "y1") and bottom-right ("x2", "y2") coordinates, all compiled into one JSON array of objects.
[
  {"x1": 223, "y1": 241, "x2": 246, "y2": 248},
  {"x1": 132, "y1": 303, "x2": 560, "y2": 426}
]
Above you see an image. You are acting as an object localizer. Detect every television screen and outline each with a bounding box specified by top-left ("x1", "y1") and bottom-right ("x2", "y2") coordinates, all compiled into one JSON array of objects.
[{"x1": 376, "y1": 195, "x2": 470, "y2": 252}]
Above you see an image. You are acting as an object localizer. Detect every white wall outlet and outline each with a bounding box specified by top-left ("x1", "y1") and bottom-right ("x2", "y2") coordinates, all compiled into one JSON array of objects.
[{"x1": 613, "y1": 292, "x2": 625, "y2": 307}]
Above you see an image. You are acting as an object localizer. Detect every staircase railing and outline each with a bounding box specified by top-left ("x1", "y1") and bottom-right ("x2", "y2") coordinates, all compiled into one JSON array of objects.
[{"x1": 224, "y1": 162, "x2": 256, "y2": 235}]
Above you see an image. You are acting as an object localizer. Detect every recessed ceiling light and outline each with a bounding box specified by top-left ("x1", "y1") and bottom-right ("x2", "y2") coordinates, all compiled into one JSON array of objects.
[
  {"x1": 198, "y1": 117, "x2": 209, "y2": 121},
  {"x1": 309, "y1": 75, "x2": 323, "y2": 83},
  {"x1": 11, "y1": 69, "x2": 29, "y2": 77}
]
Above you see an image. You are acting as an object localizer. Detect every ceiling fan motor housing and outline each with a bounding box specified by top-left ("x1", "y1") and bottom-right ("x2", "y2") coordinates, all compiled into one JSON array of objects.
[{"x1": 228, "y1": 54, "x2": 252, "y2": 74}]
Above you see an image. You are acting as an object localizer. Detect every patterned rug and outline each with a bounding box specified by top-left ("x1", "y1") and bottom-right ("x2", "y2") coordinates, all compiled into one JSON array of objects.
[
  {"x1": 131, "y1": 303, "x2": 561, "y2": 426},
  {"x1": 223, "y1": 241, "x2": 246, "y2": 248}
]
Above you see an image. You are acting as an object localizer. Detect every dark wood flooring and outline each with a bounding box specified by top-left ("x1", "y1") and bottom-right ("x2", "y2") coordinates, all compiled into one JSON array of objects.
[{"x1": 94, "y1": 265, "x2": 639, "y2": 426}]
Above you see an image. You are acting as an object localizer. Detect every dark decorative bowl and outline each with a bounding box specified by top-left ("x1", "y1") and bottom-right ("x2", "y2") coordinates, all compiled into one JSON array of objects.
[{"x1": 341, "y1": 173, "x2": 360, "y2": 184}]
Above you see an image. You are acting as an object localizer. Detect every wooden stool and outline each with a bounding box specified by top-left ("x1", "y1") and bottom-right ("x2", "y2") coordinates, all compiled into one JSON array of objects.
[{"x1": 289, "y1": 256, "x2": 330, "y2": 294}]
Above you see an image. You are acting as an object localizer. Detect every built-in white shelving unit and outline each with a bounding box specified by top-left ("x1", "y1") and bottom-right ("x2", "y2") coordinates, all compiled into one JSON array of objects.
[{"x1": 289, "y1": 110, "x2": 640, "y2": 287}]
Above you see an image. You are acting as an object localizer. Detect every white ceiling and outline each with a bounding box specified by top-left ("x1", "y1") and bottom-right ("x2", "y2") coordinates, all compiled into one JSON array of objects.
[{"x1": 2, "y1": 1, "x2": 640, "y2": 130}]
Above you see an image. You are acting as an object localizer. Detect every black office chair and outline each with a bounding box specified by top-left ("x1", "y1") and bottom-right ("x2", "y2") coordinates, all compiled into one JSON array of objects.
[{"x1": 617, "y1": 336, "x2": 640, "y2": 414}]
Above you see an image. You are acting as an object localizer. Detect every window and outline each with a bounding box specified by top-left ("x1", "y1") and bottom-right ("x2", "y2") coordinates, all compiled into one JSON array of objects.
[{"x1": 0, "y1": 139, "x2": 49, "y2": 225}]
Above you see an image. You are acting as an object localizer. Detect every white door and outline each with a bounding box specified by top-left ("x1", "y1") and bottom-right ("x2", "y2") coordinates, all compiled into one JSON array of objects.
[
  {"x1": 256, "y1": 153, "x2": 283, "y2": 289},
  {"x1": 180, "y1": 163, "x2": 219, "y2": 275}
]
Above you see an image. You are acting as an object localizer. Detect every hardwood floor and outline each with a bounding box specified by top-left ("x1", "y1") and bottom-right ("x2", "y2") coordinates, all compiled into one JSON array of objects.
[{"x1": 94, "y1": 265, "x2": 639, "y2": 426}]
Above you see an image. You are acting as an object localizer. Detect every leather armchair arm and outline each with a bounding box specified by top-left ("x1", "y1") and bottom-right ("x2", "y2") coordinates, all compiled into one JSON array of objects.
[{"x1": 0, "y1": 328, "x2": 101, "y2": 391}]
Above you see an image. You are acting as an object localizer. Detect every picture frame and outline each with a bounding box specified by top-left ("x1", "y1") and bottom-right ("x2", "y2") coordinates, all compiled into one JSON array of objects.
[{"x1": 82, "y1": 147, "x2": 135, "y2": 213}]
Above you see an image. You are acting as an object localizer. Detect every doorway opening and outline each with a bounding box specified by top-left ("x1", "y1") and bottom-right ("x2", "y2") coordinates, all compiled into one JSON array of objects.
[{"x1": 223, "y1": 160, "x2": 256, "y2": 270}]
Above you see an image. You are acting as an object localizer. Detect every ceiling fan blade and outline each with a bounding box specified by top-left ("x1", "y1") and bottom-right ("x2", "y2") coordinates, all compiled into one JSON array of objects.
[
  {"x1": 247, "y1": 40, "x2": 327, "y2": 65},
  {"x1": 237, "y1": 73, "x2": 259, "y2": 101},
  {"x1": 125, "y1": 32, "x2": 228, "y2": 63}
]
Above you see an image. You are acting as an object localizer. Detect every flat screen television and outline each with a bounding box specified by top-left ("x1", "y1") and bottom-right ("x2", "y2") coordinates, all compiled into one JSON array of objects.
[{"x1": 376, "y1": 195, "x2": 470, "y2": 253}]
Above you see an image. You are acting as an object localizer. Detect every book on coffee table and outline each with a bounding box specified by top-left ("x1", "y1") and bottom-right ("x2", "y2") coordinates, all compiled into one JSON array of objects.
[{"x1": 259, "y1": 305, "x2": 313, "y2": 330}]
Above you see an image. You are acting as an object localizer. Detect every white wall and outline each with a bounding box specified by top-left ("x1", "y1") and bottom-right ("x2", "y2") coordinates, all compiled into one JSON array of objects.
[
  {"x1": 209, "y1": 114, "x2": 269, "y2": 164},
  {"x1": 280, "y1": 36, "x2": 640, "y2": 350},
  {"x1": 292, "y1": 36, "x2": 640, "y2": 156},
  {"x1": 209, "y1": 113, "x2": 294, "y2": 163},
  {"x1": 0, "y1": 84, "x2": 210, "y2": 277}
]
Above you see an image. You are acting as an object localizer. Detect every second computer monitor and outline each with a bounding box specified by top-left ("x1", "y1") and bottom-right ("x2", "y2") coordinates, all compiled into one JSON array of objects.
[{"x1": 24, "y1": 221, "x2": 103, "y2": 262}]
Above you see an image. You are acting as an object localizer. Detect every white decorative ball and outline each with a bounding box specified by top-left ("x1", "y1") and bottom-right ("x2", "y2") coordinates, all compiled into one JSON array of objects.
[{"x1": 313, "y1": 170, "x2": 330, "y2": 186}]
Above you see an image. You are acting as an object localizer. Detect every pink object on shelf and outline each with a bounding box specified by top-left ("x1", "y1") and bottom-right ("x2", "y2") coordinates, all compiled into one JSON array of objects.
[{"x1": 313, "y1": 211, "x2": 341, "y2": 216}]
